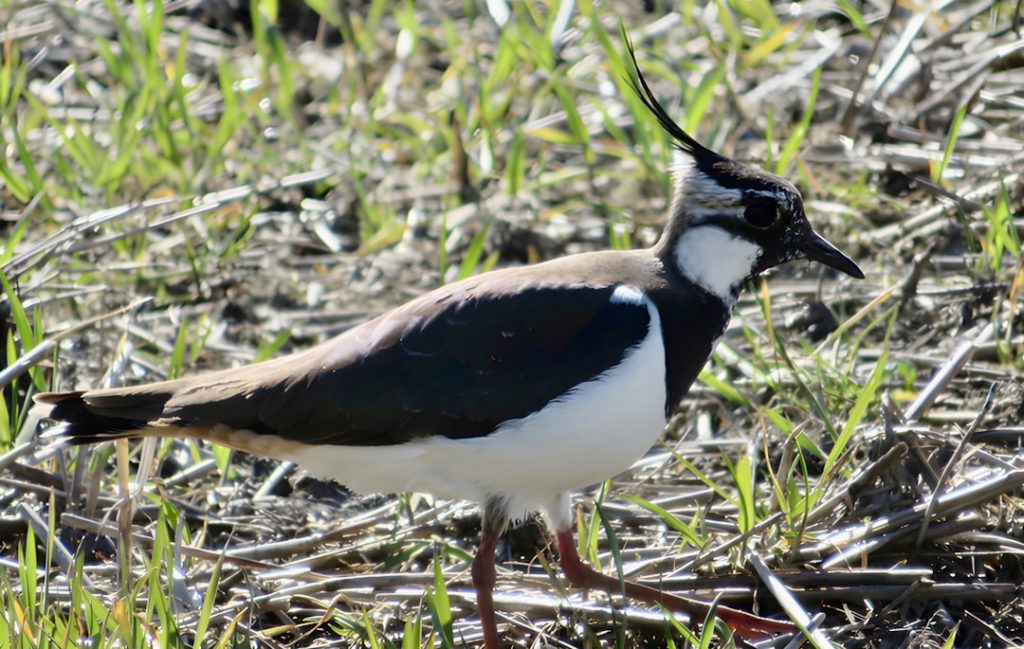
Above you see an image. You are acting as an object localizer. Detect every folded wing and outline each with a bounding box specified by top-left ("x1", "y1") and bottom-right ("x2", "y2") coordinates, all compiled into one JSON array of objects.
[{"x1": 38, "y1": 283, "x2": 653, "y2": 447}]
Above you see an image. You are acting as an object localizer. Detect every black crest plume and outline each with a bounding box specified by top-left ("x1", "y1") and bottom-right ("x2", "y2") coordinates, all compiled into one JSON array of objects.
[{"x1": 621, "y1": 26, "x2": 722, "y2": 166}]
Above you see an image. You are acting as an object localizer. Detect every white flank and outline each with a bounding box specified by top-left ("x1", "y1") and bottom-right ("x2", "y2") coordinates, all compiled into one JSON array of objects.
[
  {"x1": 673, "y1": 225, "x2": 761, "y2": 302},
  {"x1": 287, "y1": 293, "x2": 668, "y2": 526}
]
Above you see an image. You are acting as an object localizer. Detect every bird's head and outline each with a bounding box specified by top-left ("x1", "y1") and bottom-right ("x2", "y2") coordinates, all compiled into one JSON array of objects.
[{"x1": 626, "y1": 39, "x2": 864, "y2": 301}]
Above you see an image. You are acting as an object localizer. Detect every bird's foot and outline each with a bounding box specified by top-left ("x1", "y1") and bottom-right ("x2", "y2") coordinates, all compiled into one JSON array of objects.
[{"x1": 555, "y1": 529, "x2": 797, "y2": 640}]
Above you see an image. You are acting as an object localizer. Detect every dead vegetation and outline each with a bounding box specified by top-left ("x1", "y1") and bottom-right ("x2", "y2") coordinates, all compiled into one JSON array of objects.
[{"x1": 1, "y1": 1, "x2": 1023, "y2": 647}]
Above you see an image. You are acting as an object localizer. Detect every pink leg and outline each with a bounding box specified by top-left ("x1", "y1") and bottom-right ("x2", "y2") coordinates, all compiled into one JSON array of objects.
[
  {"x1": 472, "y1": 531, "x2": 502, "y2": 649},
  {"x1": 555, "y1": 529, "x2": 795, "y2": 640}
]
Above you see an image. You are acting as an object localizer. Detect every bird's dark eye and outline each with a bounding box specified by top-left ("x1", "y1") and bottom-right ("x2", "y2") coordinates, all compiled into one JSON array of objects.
[{"x1": 743, "y1": 202, "x2": 778, "y2": 229}]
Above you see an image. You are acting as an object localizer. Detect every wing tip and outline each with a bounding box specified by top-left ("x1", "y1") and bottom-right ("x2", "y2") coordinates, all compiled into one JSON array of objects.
[{"x1": 32, "y1": 391, "x2": 146, "y2": 445}]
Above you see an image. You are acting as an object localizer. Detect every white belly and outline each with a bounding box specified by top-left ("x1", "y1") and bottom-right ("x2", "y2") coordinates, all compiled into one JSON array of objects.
[{"x1": 286, "y1": 296, "x2": 668, "y2": 523}]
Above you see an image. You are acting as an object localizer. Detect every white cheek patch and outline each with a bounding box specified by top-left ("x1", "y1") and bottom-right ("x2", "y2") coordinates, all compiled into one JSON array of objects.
[{"x1": 673, "y1": 226, "x2": 762, "y2": 302}]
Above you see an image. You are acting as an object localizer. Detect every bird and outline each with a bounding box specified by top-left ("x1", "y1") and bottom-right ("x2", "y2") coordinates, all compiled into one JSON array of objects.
[{"x1": 35, "y1": 38, "x2": 863, "y2": 647}]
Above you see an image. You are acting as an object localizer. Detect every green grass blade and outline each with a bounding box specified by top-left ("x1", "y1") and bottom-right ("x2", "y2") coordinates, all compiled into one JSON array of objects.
[
  {"x1": 506, "y1": 130, "x2": 526, "y2": 197},
  {"x1": 940, "y1": 623, "x2": 960, "y2": 649},
  {"x1": 621, "y1": 495, "x2": 704, "y2": 548},
  {"x1": 254, "y1": 329, "x2": 292, "y2": 363},
  {"x1": 933, "y1": 100, "x2": 969, "y2": 184},
  {"x1": 401, "y1": 611, "x2": 422, "y2": 649},
  {"x1": 583, "y1": 479, "x2": 611, "y2": 567},
  {"x1": 169, "y1": 319, "x2": 189, "y2": 380},
  {"x1": 457, "y1": 221, "x2": 493, "y2": 280},
  {"x1": 594, "y1": 501, "x2": 626, "y2": 596},
  {"x1": 684, "y1": 63, "x2": 725, "y2": 135},
  {"x1": 425, "y1": 552, "x2": 453, "y2": 648},
  {"x1": 823, "y1": 341, "x2": 889, "y2": 479},
  {"x1": 725, "y1": 455, "x2": 756, "y2": 533},
  {"x1": 775, "y1": 66, "x2": 820, "y2": 175},
  {"x1": 835, "y1": 0, "x2": 873, "y2": 39},
  {"x1": 674, "y1": 453, "x2": 735, "y2": 504},
  {"x1": 698, "y1": 369, "x2": 752, "y2": 406},
  {"x1": 193, "y1": 550, "x2": 225, "y2": 643},
  {"x1": 0, "y1": 271, "x2": 35, "y2": 352}
]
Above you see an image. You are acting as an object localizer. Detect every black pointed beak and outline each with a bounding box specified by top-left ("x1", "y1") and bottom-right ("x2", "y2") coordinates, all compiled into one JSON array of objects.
[{"x1": 801, "y1": 231, "x2": 864, "y2": 279}]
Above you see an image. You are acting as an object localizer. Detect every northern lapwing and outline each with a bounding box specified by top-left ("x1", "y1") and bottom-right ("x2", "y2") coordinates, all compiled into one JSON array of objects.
[{"x1": 35, "y1": 39, "x2": 863, "y2": 646}]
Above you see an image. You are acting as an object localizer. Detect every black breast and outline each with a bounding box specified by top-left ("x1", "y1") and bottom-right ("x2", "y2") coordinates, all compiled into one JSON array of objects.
[{"x1": 645, "y1": 278, "x2": 731, "y2": 416}]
